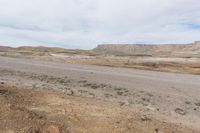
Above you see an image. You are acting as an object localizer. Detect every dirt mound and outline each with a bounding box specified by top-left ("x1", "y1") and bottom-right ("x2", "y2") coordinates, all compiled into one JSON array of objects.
[{"x1": 0, "y1": 84, "x2": 198, "y2": 133}]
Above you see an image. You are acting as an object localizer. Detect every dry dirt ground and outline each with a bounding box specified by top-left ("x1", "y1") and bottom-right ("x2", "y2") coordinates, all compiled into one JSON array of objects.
[{"x1": 0, "y1": 56, "x2": 200, "y2": 133}]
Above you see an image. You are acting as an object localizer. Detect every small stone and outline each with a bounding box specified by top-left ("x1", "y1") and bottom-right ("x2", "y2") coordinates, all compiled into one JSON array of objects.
[
  {"x1": 43, "y1": 125, "x2": 60, "y2": 133},
  {"x1": 155, "y1": 128, "x2": 159, "y2": 132},
  {"x1": 66, "y1": 90, "x2": 74, "y2": 95},
  {"x1": 141, "y1": 115, "x2": 151, "y2": 121},
  {"x1": 175, "y1": 108, "x2": 186, "y2": 115},
  {"x1": 146, "y1": 105, "x2": 157, "y2": 111},
  {"x1": 119, "y1": 102, "x2": 125, "y2": 106}
]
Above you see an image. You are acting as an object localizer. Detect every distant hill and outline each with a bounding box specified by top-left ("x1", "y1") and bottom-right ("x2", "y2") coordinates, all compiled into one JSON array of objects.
[
  {"x1": 0, "y1": 46, "x2": 12, "y2": 48},
  {"x1": 14, "y1": 46, "x2": 96, "y2": 55},
  {"x1": 0, "y1": 46, "x2": 12, "y2": 52},
  {"x1": 94, "y1": 41, "x2": 200, "y2": 56},
  {"x1": 0, "y1": 45, "x2": 97, "y2": 56},
  {"x1": 15, "y1": 46, "x2": 68, "y2": 53},
  {"x1": 1, "y1": 41, "x2": 200, "y2": 57}
]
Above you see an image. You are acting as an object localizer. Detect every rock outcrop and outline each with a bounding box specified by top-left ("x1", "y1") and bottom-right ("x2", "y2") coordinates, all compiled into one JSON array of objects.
[{"x1": 94, "y1": 41, "x2": 200, "y2": 56}]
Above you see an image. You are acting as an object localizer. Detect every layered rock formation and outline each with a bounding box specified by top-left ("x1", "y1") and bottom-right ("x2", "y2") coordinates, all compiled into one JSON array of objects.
[{"x1": 94, "y1": 41, "x2": 200, "y2": 56}]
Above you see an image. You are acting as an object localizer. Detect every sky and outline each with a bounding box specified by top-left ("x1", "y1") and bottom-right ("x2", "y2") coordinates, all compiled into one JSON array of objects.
[{"x1": 0, "y1": 0, "x2": 200, "y2": 49}]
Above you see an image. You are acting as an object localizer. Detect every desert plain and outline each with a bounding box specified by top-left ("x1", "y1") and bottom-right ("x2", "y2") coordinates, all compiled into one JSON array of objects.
[{"x1": 0, "y1": 42, "x2": 200, "y2": 133}]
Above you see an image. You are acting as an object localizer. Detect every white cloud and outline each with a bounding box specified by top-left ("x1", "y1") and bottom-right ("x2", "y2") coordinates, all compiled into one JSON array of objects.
[{"x1": 0, "y1": 0, "x2": 200, "y2": 49}]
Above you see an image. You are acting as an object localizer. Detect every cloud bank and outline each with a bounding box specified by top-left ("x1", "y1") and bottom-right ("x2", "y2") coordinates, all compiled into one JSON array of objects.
[{"x1": 0, "y1": 0, "x2": 200, "y2": 49}]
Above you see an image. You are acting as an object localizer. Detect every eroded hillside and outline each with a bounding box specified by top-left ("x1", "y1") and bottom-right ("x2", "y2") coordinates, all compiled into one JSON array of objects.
[{"x1": 94, "y1": 41, "x2": 200, "y2": 57}]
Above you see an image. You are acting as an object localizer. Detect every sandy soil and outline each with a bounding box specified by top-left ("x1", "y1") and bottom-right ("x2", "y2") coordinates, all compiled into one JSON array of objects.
[{"x1": 0, "y1": 56, "x2": 200, "y2": 132}]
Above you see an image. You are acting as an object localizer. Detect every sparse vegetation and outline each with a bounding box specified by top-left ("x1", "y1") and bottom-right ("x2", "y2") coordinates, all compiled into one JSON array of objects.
[
  {"x1": 117, "y1": 91, "x2": 123, "y2": 96},
  {"x1": 142, "y1": 98, "x2": 150, "y2": 102},
  {"x1": 195, "y1": 102, "x2": 200, "y2": 106},
  {"x1": 32, "y1": 84, "x2": 37, "y2": 89},
  {"x1": 146, "y1": 92, "x2": 153, "y2": 97},
  {"x1": 82, "y1": 82, "x2": 108, "y2": 89},
  {"x1": 114, "y1": 87, "x2": 126, "y2": 91},
  {"x1": 79, "y1": 80, "x2": 88, "y2": 83},
  {"x1": 99, "y1": 84, "x2": 108, "y2": 88},
  {"x1": 82, "y1": 83, "x2": 99, "y2": 89},
  {"x1": 114, "y1": 87, "x2": 129, "y2": 96},
  {"x1": 142, "y1": 103, "x2": 149, "y2": 106},
  {"x1": 185, "y1": 101, "x2": 191, "y2": 105},
  {"x1": 104, "y1": 93, "x2": 113, "y2": 98},
  {"x1": 139, "y1": 91, "x2": 144, "y2": 93},
  {"x1": 89, "y1": 92, "x2": 95, "y2": 97},
  {"x1": 78, "y1": 90, "x2": 88, "y2": 93}
]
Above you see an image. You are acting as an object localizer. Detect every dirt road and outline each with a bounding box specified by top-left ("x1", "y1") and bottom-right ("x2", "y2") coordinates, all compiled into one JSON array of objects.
[
  {"x1": 0, "y1": 56, "x2": 200, "y2": 132},
  {"x1": 0, "y1": 56, "x2": 200, "y2": 87}
]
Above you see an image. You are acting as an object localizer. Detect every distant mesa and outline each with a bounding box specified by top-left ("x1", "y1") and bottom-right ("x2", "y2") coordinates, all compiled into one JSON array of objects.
[{"x1": 94, "y1": 41, "x2": 200, "y2": 56}]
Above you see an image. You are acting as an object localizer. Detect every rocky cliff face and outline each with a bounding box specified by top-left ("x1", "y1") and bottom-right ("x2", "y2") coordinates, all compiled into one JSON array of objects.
[{"x1": 94, "y1": 41, "x2": 200, "y2": 56}]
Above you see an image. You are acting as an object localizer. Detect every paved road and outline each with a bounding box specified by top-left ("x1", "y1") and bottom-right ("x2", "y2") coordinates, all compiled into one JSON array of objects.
[{"x1": 0, "y1": 56, "x2": 200, "y2": 99}]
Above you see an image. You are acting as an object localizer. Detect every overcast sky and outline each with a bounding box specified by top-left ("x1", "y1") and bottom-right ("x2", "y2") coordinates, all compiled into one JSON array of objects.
[{"x1": 0, "y1": 0, "x2": 200, "y2": 49}]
